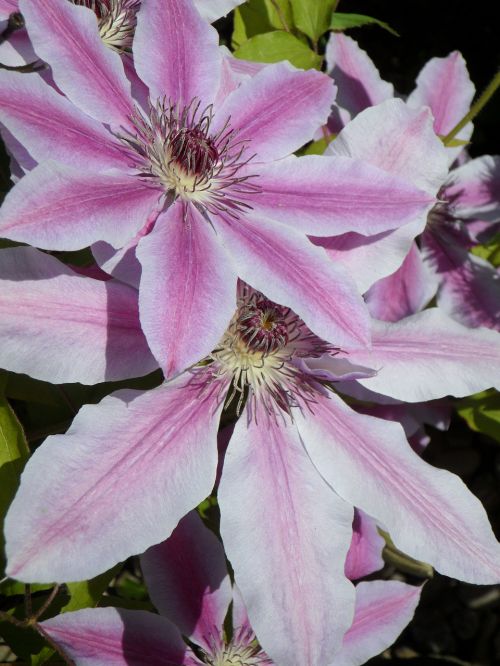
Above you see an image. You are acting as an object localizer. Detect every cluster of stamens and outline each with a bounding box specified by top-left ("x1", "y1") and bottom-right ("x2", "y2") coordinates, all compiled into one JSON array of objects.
[
  {"x1": 202, "y1": 626, "x2": 272, "y2": 666},
  {"x1": 118, "y1": 98, "x2": 260, "y2": 218},
  {"x1": 206, "y1": 285, "x2": 337, "y2": 419},
  {"x1": 74, "y1": 0, "x2": 140, "y2": 52}
]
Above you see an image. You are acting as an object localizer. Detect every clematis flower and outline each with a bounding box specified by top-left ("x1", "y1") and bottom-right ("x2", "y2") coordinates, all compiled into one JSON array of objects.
[
  {"x1": 5, "y1": 249, "x2": 500, "y2": 662},
  {"x1": 39, "y1": 511, "x2": 421, "y2": 666},
  {"x1": 0, "y1": 0, "x2": 441, "y2": 376},
  {"x1": 0, "y1": 0, "x2": 244, "y2": 66},
  {"x1": 318, "y1": 35, "x2": 500, "y2": 328}
]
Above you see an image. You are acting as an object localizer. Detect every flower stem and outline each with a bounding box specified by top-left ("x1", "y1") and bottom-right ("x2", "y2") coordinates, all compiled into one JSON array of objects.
[{"x1": 443, "y1": 69, "x2": 500, "y2": 145}]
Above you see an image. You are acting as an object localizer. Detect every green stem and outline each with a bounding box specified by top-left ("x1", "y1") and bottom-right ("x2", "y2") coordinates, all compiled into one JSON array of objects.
[{"x1": 443, "y1": 69, "x2": 500, "y2": 145}]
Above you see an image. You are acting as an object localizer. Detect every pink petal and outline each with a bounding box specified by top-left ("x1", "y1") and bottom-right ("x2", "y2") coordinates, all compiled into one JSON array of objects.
[
  {"x1": 446, "y1": 155, "x2": 500, "y2": 222},
  {"x1": 407, "y1": 52, "x2": 475, "y2": 137},
  {"x1": 212, "y1": 62, "x2": 336, "y2": 162},
  {"x1": 336, "y1": 581, "x2": 421, "y2": 666},
  {"x1": 195, "y1": 0, "x2": 244, "y2": 22},
  {"x1": 328, "y1": 98, "x2": 449, "y2": 195},
  {"x1": 347, "y1": 308, "x2": 500, "y2": 401},
  {"x1": 19, "y1": 0, "x2": 134, "y2": 127},
  {"x1": 365, "y1": 243, "x2": 437, "y2": 321},
  {"x1": 312, "y1": 220, "x2": 424, "y2": 294},
  {"x1": 305, "y1": 355, "x2": 377, "y2": 383},
  {"x1": 92, "y1": 240, "x2": 142, "y2": 288},
  {"x1": 0, "y1": 162, "x2": 159, "y2": 250},
  {"x1": 422, "y1": 226, "x2": 500, "y2": 330},
  {"x1": 134, "y1": 0, "x2": 221, "y2": 108},
  {"x1": 252, "y1": 155, "x2": 435, "y2": 236},
  {"x1": 5, "y1": 376, "x2": 224, "y2": 582},
  {"x1": 141, "y1": 511, "x2": 231, "y2": 651},
  {"x1": 0, "y1": 0, "x2": 18, "y2": 19},
  {"x1": 0, "y1": 25, "x2": 37, "y2": 67},
  {"x1": 0, "y1": 246, "x2": 156, "y2": 384},
  {"x1": 41, "y1": 608, "x2": 190, "y2": 665},
  {"x1": 137, "y1": 202, "x2": 237, "y2": 378},
  {"x1": 0, "y1": 69, "x2": 126, "y2": 171},
  {"x1": 218, "y1": 413, "x2": 355, "y2": 665},
  {"x1": 345, "y1": 510, "x2": 384, "y2": 580},
  {"x1": 214, "y1": 210, "x2": 371, "y2": 349},
  {"x1": 296, "y1": 391, "x2": 500, "y2": 583},
  {"x1": 325, "y1": 33, "x2": 393, "y2": 117}
]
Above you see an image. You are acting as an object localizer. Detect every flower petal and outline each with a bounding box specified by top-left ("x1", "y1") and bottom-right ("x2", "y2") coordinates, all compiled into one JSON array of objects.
[
  {"x1": 0, "y1": 0, "x2": 18, "y2": 19},
  {"x1": 0, "y1": 247, "x2": 156, "y2": 384},
  {"x1": 134, "y1": 0, "x2": 221, "y2": 108},
  {"x1": 195, "y1": 0, "x2": 244, "y2": 22},
  {"x1": 346, "y1": 308, "x2": 500, "y2": 401},
  {"x1": 212, "y1": 61, "x2": 335, "y2": 162},
  {"x1": 5, "y1": 376, "x2": 224, "y2": 582},
  {"x1": 345, "y1": 510, "x2": 385, "y2": 580},
  {"x1": 311, "y1": 220, "x2": 424, "y2": 294},
  {"x1": 252, "y1": 155, "x2": 435, "y2": 236},
  {"x1": 328, "y1": 98, "x2": 449, "y2": 195},
  {"x1": 41, "y1": 608, "x2": 190, "y2": 666},
  {"x1": 336, "y1": 581, "x2": 421, "y2": 666},
  {"x1": 19, "y1": 0, "x2": 134, "y2": 127},
  {"x1": 141, "y1": 511, "x2": 231, "y2": 651},
  {"x1": 446, "y1": 155, "x2": 500, "y2": 222},
  {"x1": 214, "y1": 211, "x2": 371, "y2": 349},
  {"x1": 0, "y1": 162, "x2": 158, "y2": 250},
  {"x1": 365, "y1": 243, "x2": 437, "y2": 321},
  {"x1": 0, "y1": 69, "x2": 126, "y2": 171},
  {"x1": 296, "y1": 391, "x2": 500, "y2": 583},
  {"x1": 325, "y1": 32, "x2": 393, "y2": 117},
  {"x1": 407, "y1": 52, "x2": 475, "y2": 137},
  {"x1": 137, "y1": 202, "x2": 237, "y2": 378},
  {"x1": 422, "y1": 226, "x2": 500, "y2": 330},
  {"x1": 219, "y1": 412, "x2": 355, "y2": 665}
]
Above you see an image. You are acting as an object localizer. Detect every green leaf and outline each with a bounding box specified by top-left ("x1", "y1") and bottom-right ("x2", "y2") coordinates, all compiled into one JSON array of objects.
[
  {"x1": 330, "y1": 12, "x2": 399, "y2": 37},
  {"x1": 457, "y1": 389, "x2": 500, "y2": 443},
  {"x1": 299, "y1": 134, "x2": 336, "y2": 156},
  {"x1": 0, "y1": 373, "x2": 29, "y2": 569},
  {"x1": 471, "y1": 232, "x2": 500, "y2": 267},
  {"x1": 31, "y1": 646, "x2": 56, "y2": 665},
  {"x1": 290, "y1": 0, "x2": 336, "y2": 40},
  {"x1": 234, "y1": 30, "x2": 322, "y2": 70},
  {"x1": 61, "y1": 566, "x2": 120, "y2": 614},
  {"x1": 232, "y1": 0, "x2": 292, "y2": 49}
]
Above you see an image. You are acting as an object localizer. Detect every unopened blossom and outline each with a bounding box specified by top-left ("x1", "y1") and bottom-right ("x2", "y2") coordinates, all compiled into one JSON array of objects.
[
  {"x1": 5, "y1": 249, "x2": 500, "y2": 662},
  {"x1": 0, "y1": 0, "x2": 441, "y2": 376},
  {"x1": 318, "y1": 36, "x2": 500, "y2": 328},
  {"x1": 40, "y1": 512, "x2": 421, "y2": 666}
]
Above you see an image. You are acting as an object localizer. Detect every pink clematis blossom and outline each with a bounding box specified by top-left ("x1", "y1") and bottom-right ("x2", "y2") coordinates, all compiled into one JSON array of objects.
[
  {"x1": 0, "y1": 0, "x2": 441, "y2": 377},
  {"x1": 0, "y1": 0, "x2": 243, "y2": 66},
  {"x1": 5, "y1": 255, "x2": 500, "y2": 661},
  {"x1": 40, "y1": 511, "x2": 421, "y2": 666},
  {"x1": 319, "y1": 34, "x2": 500, "y2": 329}
]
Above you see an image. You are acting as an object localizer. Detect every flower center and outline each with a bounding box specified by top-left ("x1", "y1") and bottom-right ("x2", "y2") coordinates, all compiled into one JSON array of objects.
[
  {"x1": 207, "y1": 643, "x2": 266, "y2": 666},
  {"x1": 170, "y1": 127, "x2": 220, "y2": 177},
  {"x1": 73, "y1": 0, "x2": 140, "y2": 52},
  {"x1": 207, "y1": 285, "x2": 336, "y2": 417},
  {"x1": 119, "y1": 99, "x2": 259, "y2": 216}
]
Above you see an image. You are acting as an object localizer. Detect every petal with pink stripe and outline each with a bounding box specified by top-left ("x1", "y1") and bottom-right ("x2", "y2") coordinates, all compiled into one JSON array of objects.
[
  {"x1": 141, "y1": 511, "x2": 231, "y2": 652},
  {"x1": 297, "y1": 391, "x2": 500, "y2": 583},
  {"x1": 219, "y1": 412, "x2": 355, "y2": 665},
  {"x1": 5, "y1": 376, "x2": 224, "y2": 582},
  {"x1": 134, "y1": 0, "x2": 221, "y2": 108},
  {"x1": 0, "y1": 247, "x2": 157, "y2": 384},
  {"x1": 19, "y1": 0, "x2": 134, "y2": 128}
]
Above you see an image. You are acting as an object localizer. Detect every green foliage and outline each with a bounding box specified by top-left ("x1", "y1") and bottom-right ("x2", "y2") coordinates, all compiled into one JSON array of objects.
[
  {"x1": 289, "y1": 0, "x2": 336, "y2": 41},
  {"x1": 232, "y1": 0, "x2": 292, "y2": 48},
  {"x1": 0, "y1": 373, "x2": 29, "y2": 569},
  {"x1": 62, "y1": 566, "x2": 120, "y2": 613},
  {"x1": 330, "y1": 12, "x2": 399, "y2": 37},
  {"x1": 471, "y1": 232, "x2": 500, "y2": 267},
  {"x1": 234, "y1": 30, "x2": 321, "y2": 69},
  {"x1": 457, "y1": 389, "x2": 500, "y2": 444},
  {"x1": 299, "y1": 134, "x2": 336, "y2": 156}
]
